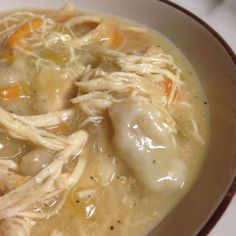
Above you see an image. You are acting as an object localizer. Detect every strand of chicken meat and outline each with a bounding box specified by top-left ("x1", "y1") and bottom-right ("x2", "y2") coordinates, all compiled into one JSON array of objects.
[
  {"x1": 0, "y1": 130, "x2": 88, "y2": 236},
  {"x1": 0, "y1": 107, "x2": 69, "y2": 151}
]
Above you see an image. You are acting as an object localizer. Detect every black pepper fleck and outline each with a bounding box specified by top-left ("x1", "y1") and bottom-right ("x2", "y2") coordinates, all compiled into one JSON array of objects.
[
  {"x1": 76, "y1": 200, "x2": 80, "y2": 203},
  {"x1": 204, "y1": 101, "x2": 208, "y2": 105},
  {"x1": 152, "y1": 160, "x2": 156, "y2": 164},
  {"x1": 90, "y1": 176, "x2": 94, "y2": 181},
  {"x1": 110, "y1": 226, "x2": 114, "y2": 230}
]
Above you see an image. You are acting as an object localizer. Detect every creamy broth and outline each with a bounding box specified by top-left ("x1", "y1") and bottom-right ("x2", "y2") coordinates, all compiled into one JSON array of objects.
[{"x1": 0, "y1": 4, "x2": 208, "y2": 236}]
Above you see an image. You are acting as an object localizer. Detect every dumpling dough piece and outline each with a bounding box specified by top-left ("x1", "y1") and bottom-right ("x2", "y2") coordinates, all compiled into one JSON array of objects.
[
  {"x1": 109, "y1": 98, "x2": 186, "y2": 193},
  {"x1": 34, "y1": 69, "x2": 76, "y2": 113}
]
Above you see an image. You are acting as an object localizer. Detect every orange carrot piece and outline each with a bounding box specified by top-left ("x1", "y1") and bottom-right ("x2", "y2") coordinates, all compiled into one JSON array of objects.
[
  {"x1": 163, "y1": 78, "x2": 173, "y2": 97},
  {"x1": 163, "y1": 77, "x2": 180, "y2": 100},
  {"x1": 0, "y1": 86, "x2": 20, "y2": 99},
  {"x1": 111, "y1": 27, "x2": 122, "y2": 47},
  {"x1": 8, "y1": 18, "x2": 43, "y2": 48},
  {"x1": 0, "y1": 50, "x2": 14, "y2": 62}
]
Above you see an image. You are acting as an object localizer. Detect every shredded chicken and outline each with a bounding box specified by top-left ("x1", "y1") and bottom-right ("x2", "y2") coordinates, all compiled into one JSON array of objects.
[
  {"x1": 70, "y1": 45, "x2": 183, "y2": 117},
  {"x1": 0, "y1": 131, "x2": 87, "y2": 234},
  {"x1": 102, "y1": 48, "x2": 182, "y2": 105},
  {"x1": 17, "y1": 108, "x2": 76, "y2": 128},
  {"x1": 0, "y1": 107, "x2": 68, "y2": 151},
  {"x1": 0, "y1": 4, "x2": 206, "y2": 236}
]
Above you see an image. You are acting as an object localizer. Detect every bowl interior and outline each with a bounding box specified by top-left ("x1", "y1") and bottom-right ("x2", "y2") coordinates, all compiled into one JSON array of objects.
[{"x1": 1, "y1": 0, "x2": 236, "y2": 235}]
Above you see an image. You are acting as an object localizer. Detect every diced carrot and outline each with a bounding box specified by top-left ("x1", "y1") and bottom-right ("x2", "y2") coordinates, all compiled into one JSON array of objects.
[
  {"x1": 162, "y1": 77, "x2": 180, "y2": 100},
  {"x1": 0, "y1": 50, "x2": 15, "y2": 62},
  {"x1": 0, "y1": 86, "x2": 20, "y2": 100},
  {"x1": 111, "y1": 26, "x2": 122, "y2": 47},
  {"x1": 163, "y1": 77, "x2": 173, "y2": 97},
  {"x1": 8, "y1": 18, "x2": 43, "y2": 48}
]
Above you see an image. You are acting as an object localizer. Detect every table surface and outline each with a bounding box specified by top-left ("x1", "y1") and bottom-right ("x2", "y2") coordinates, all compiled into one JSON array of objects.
[{"x1": 170, "y1": 1, "x2": 236, "y2": 235}]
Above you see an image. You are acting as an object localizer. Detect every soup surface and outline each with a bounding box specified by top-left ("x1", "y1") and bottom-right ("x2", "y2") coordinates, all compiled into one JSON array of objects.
[{"x1": 0, "y1": 4, "x2": 209, "y2": 236}]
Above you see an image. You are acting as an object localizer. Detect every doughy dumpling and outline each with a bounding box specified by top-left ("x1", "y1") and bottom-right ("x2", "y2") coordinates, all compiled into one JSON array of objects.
[{"x1": 109, "y1": 98, "x2": 186, "y2": 193}]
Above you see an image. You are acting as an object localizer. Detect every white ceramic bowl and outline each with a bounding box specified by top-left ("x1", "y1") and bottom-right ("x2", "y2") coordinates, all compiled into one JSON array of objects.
[{"x1": 1, "y1": 1, "x2": 236, "y2": 235}]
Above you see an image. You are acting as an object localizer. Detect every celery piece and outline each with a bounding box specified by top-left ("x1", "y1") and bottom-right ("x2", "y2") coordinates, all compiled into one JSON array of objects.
[{"x1": 41, "y1": 49, "x2": 68, "y2": 65}]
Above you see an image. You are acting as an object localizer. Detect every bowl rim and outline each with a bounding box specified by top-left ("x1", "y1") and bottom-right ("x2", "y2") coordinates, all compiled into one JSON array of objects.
[
  {"x1": 1, "y1": 0, "x2": 235, "y2": 234},
  {"x1": 158, "y1": 0, "x2": 236, "y2": 235}
]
